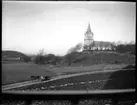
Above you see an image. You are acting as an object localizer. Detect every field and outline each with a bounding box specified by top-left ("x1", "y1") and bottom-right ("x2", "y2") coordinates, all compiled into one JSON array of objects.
[
  {"x1": 2, "y1": 52, "x2": 135, "y2": 85},
  {"x1": 9, "y1": 69, "x2": 135, "y2": 91},
  {"x1": 67, "y1": 52, "x2": 135, "y2": 65},
  {"x1": 2, "y1": 62, "x2": 56, "y2": 85},
  {"x1": 46, "y1": 64, "x2": 127, "y2": 74},
  {"x1": 2, "y1": 60, "x2": 135, "y2": 105},
  {"x1": 2, "y1": 61, "x2": 129, "y2": 85}
]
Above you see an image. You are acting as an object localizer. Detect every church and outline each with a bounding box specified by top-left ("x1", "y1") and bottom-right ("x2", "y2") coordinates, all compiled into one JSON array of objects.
[{"x1": 83, "y1": 23, "x2": 112, "y2": 51}]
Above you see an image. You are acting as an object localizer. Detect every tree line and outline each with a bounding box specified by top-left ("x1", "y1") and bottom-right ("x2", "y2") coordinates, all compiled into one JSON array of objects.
[{"x1": 23, "y1": 41, "x2": 135, "y2": 65}]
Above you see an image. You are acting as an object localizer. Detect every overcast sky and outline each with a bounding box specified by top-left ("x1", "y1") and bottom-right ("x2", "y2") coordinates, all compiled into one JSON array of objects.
[{"x1": 2, "y1": 1, "x2": 136, "y2": 55}]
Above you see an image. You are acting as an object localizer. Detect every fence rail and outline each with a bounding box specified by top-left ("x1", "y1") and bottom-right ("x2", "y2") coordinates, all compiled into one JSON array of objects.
[{"x1": 2, "y1": 89, "x2": 135, "y2": 105}]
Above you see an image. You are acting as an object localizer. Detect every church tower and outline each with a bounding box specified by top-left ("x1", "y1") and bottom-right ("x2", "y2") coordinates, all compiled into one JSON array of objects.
[{"x1": 84, "y1": 23, "x2": 94, "y2": 50}]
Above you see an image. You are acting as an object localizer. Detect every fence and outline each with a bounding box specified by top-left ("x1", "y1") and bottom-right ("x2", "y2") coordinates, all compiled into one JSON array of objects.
[{"x1": 2, "y1": 89, "x2": 135, "y2": 105}]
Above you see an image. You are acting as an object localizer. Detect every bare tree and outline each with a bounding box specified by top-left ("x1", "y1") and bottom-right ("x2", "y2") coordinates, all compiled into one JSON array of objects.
[
  {"x1": 37, "y1": 48, "x2": 46, "y2": 56},
  {"x1": 33, "y1": 48, "x2": 47, "y2": 64}
]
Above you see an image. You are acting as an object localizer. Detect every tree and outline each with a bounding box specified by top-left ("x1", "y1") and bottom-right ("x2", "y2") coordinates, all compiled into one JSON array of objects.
[
  {"x1": 51, "y1": 56, "x2": 62, "y2": 65},
  {"x1": 33, "y1": 49, "x2": 46, "y2": 64},
  {"x1": 95, "y1": 48, "x2": 99, "y2": 51},
  {"x1": 37, "y1": 48, "x2": 45, "y2": 56},
  {"x1": 99, "y1": 41, "x2": 104, "y2": 50},
  {"x1": 65, "y1": 52, "x2": 77, "y2": 66},
  {"x1": 89, "y1": 41, "x2": 95, "y2": 50},
  {"x1": 115, "y1": 44, "x2": 135, "y2": 54},
  {"x1": 104, "y1": 42, "x2": 110, "y2": 50},
  {"x1": 74, "y1": 43, "x2": 82, "y2": 51},
  {"x1": 67, "y1": 47, "x2": 75, "y2": 54},
  {"x1": 54, "y1": 56, "x2": 62, "y2": 63},
  {"x1": 45, "y1": 54, "x2": 56, "y2": 64},
  {"x1": 111, "y1": 42, "x2": 116, "y2": 51},
  {"x1": 67, "y1": 43, "x2": 82, "y2": 54},
  {"x1": 83, "y1": 45, "x2": 89, "y2": 50},
  {"x1": 66, "y1": 42, "x2": 83, "y2": 65},
  {"x1": 116, "y1": 41, "x2": 123, "y2": 46},
  {"x1": 23, "y1": 56, "x2": 31, "y2": 63}
]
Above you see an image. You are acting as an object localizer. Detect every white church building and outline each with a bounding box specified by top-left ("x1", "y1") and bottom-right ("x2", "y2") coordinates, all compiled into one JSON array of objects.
[{"x1": 83, "y1": 23, "x2": 112, "y2": 51}]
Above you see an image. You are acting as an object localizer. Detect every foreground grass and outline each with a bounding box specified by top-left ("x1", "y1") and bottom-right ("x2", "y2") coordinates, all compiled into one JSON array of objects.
[
  {"x1": 2, "y1": 52, "x2": 135, "y2": 85},
  {"x1": 9, "y1": 69, "x2": 135, "y2": 91},
  {"x1": 45, "y1": 64, "x2": 127, "y2": 74},
  {"x1": 2, "y1": 62, "x2": 56, "y2": 85},
  {"x1": 2, "y1": 62, "x2": 130, "y2": 85},
  {"x1": 45, "y1": 52, "x2": 135, "y2": 74}
]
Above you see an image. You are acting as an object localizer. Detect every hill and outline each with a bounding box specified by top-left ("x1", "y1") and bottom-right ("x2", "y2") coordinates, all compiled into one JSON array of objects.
[
  {"x1": 65, "y1": 51, "x2": 135, "y2": 66},
  {"x1": 2, "y1": 50, "x2": 27, "y2": 59},
  {"x1": 2, "y1": 50, "x2": 29, "y2": 63}
]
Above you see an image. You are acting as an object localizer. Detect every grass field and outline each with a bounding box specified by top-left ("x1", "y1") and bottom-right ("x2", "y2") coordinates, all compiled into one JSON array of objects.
[
  {"x1": 2, "y1": 62, "x2": 56, "y2": 85},
  {"x1": 68, "y1": 52, "x2": 135, "y2": 65},
  {"x1": 2, "y1": 51, "x2": 135, "y2": 85},
  {"x1": 46, "y1": 64, "x2": 127, "y2": 74},
  {"x1": 9, "y1": 69, "x2": 135, "y2": 91},
  {"x1": 2, "y1": 62, "x2": 128, "y2": 85}
]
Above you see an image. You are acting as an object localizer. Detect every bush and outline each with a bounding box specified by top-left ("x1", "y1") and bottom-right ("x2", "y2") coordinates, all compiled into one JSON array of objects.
[
  {"x1": 115, "y1": 44, "x2": 135, "y2": 54},
  {"x1": 73, "y1": 56, "x2": 87, "y2": 63},
  {"x1": 45, "y1": 54, "x2": 55, "y2": 61},
  {"x1": 113, "y1": 60, "x2": 121, "y2": 64},
  {"x1": 33, "y1": 55, "x2": 46, "y2": 64},
  {"x1": 53, "y1": 56, "x2": 62, "y2": 64},
  {"x1": 23, "y1": 56, "x2": 31, "y2": 63},
  {"x1": 65, "y1": 52, "x2": 79, "y2": 65}
]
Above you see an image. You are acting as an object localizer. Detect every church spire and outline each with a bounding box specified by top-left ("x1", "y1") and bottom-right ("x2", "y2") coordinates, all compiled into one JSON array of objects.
[
  {"x1": 85, "y1": 23, "x2": 93, "y2": 35},
  {"x1": 87, "y1": 23, "x2": 91, "y2": 33}
]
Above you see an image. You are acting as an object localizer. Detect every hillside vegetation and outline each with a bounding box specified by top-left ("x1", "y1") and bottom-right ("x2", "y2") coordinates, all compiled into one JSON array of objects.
[
  {"x1": 64, "y1": 51, "x2": 135, "y2": 66},
  {"x1": 2, "y1": 50, "x2": 31, "y2": 63},
  {"x1": 2, "y1": 50, "x2": 27, "y2": 58},
  {"x1": 2, "y1": 44, "x2": 135, "y2": 85}
]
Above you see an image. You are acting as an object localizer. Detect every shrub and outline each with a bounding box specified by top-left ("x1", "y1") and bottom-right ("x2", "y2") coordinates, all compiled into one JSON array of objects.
[
  {"x1": 33, "y1": 55, "x2": 46, "y2": 64},
  {"x1": 65, "y1": 52, "x2": 77, "y2": 65},
  {"x1": 115, "y1": 44, "x2": 135, "y2": 54},
  {"x1": 23, "y1": 56, "x2": 31, "y2": 63},
  {"x1": 113, "y1": 60, "x2": 121, "y2": 64}
]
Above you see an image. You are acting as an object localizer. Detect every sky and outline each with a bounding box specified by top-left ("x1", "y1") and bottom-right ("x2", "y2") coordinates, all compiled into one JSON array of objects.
[{"x1": 2, "y1": 1, "x2": 136, "y2": 55}]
